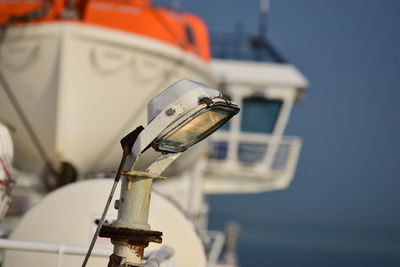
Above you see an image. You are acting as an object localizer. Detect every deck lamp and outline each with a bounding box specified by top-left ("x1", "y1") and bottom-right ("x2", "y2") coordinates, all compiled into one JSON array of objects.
[
  {"x1": 149, "y1": 80, "x2": 239, "y2": 153},
  {"x1": 82, "y1": 79, "x2": 239, "y2": 267}
]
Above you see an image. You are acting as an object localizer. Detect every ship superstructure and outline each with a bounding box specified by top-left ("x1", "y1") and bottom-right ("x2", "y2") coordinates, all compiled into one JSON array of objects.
[{"x1": 0, "y1": 1, "x2": 308, "y2": 266}]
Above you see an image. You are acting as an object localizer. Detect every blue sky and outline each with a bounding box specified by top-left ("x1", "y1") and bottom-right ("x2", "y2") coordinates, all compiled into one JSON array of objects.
[{"x1": 182, "y1": 1, "x2": 400, "y2": 266}]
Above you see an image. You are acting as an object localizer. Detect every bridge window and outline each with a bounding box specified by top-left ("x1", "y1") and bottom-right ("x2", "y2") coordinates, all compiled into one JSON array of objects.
[
  {"x1": 240, "y1": 97, "x2": 282, "y2": 134},
  {"x1": 238, "y1": 143, "x2": 267, "y2": 164}
]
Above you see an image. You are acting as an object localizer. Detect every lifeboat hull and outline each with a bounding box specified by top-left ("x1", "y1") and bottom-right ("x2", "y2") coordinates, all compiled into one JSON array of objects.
[{"x1": 0, "y1": 22, "x2": 213, "y2": 175}]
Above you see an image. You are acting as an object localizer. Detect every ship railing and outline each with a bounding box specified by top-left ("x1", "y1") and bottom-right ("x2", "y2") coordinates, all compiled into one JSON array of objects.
[
  {"x1": 206, "y1": 231, "x2": 225, "y2": 267},
  {"x1": 210, "y1": 31, "x2": 286, "y2": 62},
  {"x1": 204, "y1": 132, "x2": 302, "y2": 193},
  {"x1": 0, "y1": 238, "x2": 174, "y2": 267}
]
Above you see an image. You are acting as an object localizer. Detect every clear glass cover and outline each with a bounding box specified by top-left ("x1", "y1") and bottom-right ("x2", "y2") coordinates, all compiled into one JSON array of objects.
[{"x1": 157, "y1": 107, "x2": 234, "y2": 152}]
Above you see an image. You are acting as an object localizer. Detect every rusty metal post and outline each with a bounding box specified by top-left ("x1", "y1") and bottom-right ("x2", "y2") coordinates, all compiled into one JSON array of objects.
[
  {"x1": 114, "y1": 176, "x2": 153, "y2": 230},
  {"x1": 100, "y1": 173, "x2": 163, "y2": 266},
  {"x1": 113, "y1": 174, "x2": 153, "y2": 264}
]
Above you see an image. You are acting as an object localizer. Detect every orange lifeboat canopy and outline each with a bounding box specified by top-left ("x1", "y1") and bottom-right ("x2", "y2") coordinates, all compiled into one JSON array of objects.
[
  {"x1": 0, "y1": 0, "x2": 210, "y2": 61},
  {"x1": 82, "y1": 0, "x2": 210, "y2": 61}
]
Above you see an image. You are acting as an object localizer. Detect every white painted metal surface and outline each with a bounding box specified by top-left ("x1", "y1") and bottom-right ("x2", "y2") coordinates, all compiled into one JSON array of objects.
[
  {"x1": 207, "y1": 231, "x2": 225, "y2": 267},
  {"x1": 3, "y1": 179, "x2": 206, "y2": 267},
  {"x1": 0, "y1": 239, "x2": 174, "y2": 267},
  {"x1": 0, "y1": 22, "x2": 213, "y2": 176},
  {"x1": 147, "y1": 79, "x2": 222, "y2": 124},
  {"x1": 205, "y1": 135, "x2": 302, "y2": 193},
  {"x1": 0, "y1": 123, "x2": 13, "y2": 219},
  {"x1": 203, "y1": 59, "x2": 308, "y2": 194},
  {"x1": 210, "y1": 59, "x2": 308, "y2": 89},
  {"x1": 143, "y1": 245, "x2": 174, "y2": 267},
  {"x1": 0, "y1": 238, "x2": 110, "y2": 257},
  {"x1": 0, "y1": 124, "x2": 13, "y2": 168},
  {"x1": 153, "y1": 155, "x2": 208, "y2": 229}
]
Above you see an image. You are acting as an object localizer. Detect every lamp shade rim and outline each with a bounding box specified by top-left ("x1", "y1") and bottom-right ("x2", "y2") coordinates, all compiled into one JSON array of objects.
[{"x1": 152, "y1": 101, "x2": 239, "y2": 153}]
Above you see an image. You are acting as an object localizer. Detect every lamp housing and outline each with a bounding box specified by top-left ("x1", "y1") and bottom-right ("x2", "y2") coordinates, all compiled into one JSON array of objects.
[{"x1": 147, "y1": 80, "x2": 239, "y2": 153}]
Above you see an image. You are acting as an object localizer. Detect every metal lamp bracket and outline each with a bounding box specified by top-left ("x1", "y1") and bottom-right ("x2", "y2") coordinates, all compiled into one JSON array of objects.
[{"x1": 122, "y1": 170, "x2": 168, "y2": 191}]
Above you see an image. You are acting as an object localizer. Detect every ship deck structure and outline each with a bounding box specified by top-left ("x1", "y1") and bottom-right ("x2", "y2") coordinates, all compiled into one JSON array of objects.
[{"x1": 0, "y1": 0, "x2": 309, "y2": 266}]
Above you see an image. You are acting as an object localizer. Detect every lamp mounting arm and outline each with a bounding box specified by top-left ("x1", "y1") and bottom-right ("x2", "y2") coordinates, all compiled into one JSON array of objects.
[{"x1": 127, "y1": 103, "x2": 184, "y2": 170}]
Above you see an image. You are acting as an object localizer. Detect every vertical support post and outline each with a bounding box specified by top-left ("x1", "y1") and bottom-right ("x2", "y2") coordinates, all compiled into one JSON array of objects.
[
  {"x1": 111, "y1": 175, "x2": 154, "y2": 265},
  {"x1": 99, "y1": 154, "x2": 181, "y2": 266},
  {"x1": 115, "y1": 176, "x2": 153, "y2": 230}
]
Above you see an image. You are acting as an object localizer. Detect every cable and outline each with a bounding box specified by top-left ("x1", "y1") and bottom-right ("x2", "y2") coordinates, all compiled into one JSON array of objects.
[
  {"x1": 81, "y1": 154, "x2": 127, "y2": 267},
  {"x1": 82, "y1": 126, "x2": 144, "y2": 266}
]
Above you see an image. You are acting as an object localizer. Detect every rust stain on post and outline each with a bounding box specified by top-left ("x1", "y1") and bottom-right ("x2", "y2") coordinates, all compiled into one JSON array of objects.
[{"x1": 129, "y1": 244, "x2": 145, "y2": 260}]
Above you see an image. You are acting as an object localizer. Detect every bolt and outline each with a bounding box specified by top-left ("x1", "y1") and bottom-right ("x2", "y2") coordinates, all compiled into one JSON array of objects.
[{"x1": 165, "y1": 108, "x2": 175, "y2": 116}]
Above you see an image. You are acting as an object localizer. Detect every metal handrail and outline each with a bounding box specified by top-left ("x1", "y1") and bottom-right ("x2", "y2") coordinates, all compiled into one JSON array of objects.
[
  {"x1": 0, "y1": 238, "x2": 173, "y2": 267},
  {"x1": 208, "y1": 133, "x2": 301, "y2": 174},
  {"x1": 206, "y1": 231, "x2": 225, "y2": 267}
]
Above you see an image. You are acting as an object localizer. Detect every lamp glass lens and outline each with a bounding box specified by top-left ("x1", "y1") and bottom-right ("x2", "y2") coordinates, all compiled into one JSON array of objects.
[{"x1": 159, "y1": 107, "x2": 232, "y2": 152}]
